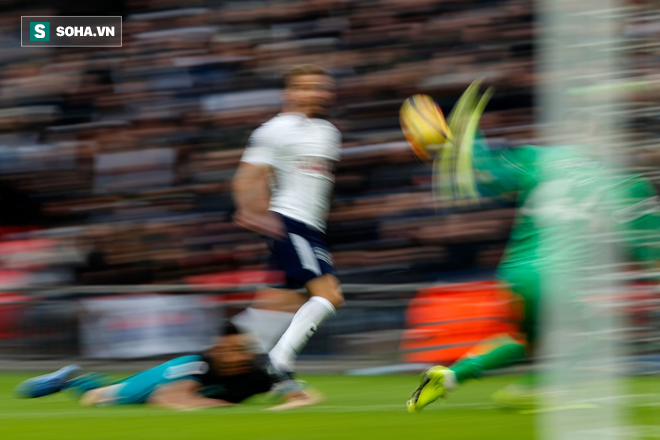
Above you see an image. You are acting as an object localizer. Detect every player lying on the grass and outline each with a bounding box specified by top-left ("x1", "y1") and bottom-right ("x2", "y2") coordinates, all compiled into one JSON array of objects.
[
  {"x1": 14, "y1": 323, "x2": 320, "y2": 411},
  {"x1": 402, "y1": 81, "x2": 660, "y2": 412}
]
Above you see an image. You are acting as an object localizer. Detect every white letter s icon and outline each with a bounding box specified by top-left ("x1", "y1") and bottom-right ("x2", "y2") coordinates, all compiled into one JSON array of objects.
[{"x1": 35, "y1": 24, "x2": 45, "y2": 39}]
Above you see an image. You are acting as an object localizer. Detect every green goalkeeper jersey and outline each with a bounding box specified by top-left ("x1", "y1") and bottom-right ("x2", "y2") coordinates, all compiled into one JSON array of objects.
[
  {"x1": 472, "y1": 138, "x2": 660, "y2": 277},
  {"x1": 470, "y1": 138, "x2": 659, "y2": 342}
]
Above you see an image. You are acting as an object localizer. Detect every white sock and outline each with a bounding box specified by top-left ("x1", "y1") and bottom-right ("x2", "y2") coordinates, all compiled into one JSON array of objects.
[
  {"x1": 232, "y1": 308, "x2": 295, "y2": 354},
  {"x1": 269, "y1": 296, "x2": 336, "y2": 372}
]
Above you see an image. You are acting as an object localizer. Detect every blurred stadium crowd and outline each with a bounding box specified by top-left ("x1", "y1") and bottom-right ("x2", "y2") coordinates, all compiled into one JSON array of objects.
[{"x1": 0, "y1": 0, "x2": 655, "y2": 289}]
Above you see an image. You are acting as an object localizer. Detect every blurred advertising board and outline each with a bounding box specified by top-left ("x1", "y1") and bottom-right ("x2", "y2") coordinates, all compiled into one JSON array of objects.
[{"x1": 80, "y1": 294, "x2": 218, "y2": 358}]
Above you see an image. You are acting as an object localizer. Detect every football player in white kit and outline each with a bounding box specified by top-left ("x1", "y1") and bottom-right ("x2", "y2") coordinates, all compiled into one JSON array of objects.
[{"x1": 231, "y1": 65, "x2": 343, "y2": 403}]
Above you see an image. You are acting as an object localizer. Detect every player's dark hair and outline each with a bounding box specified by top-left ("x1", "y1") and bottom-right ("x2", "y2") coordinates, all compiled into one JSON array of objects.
[
  {"x1": 222, "y1": 321, "x2": 241, "y2": 336},
  {"x1": 282, "y1": 64, "x2": 332, "y2": 88}
]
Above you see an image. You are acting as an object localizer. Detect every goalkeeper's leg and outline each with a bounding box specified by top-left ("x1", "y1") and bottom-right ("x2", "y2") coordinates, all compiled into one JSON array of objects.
[{"x1": 407, "y1": 334, "x2": 527, "y2": 412}]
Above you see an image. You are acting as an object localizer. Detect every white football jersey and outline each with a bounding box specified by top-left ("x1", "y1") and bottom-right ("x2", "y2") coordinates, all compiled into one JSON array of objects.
[{"x1": 240, "y1": 113, "x2": 342, "y2": 232}]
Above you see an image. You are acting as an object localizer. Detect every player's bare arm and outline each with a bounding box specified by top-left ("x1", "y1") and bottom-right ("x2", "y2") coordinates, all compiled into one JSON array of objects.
[
  {"x1": 147, "y1": 380, "x2": 234, "y2": 411},
  {"x1": 231, "y1": 161, "x2": 284, "y2": 239}
]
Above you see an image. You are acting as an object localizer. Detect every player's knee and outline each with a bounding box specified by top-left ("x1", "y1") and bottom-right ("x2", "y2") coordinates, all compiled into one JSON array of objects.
[
  {"x1": 314, "y1": 289, "x2": 344, "y2": 308},
  {"x1": 306, "y1": 275, "x2": 344, "y2": 308},
  {"x1": 326, "y1": 288, "x2": 344, "y2": 308},
  {"x1": 321, "y1": 287, "x2": 345, "y2": 309}
]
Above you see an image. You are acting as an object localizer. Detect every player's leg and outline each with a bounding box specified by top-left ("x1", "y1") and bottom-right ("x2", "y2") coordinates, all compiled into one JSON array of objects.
[
  {"x1": 269, "y1": 274, "x2": 343, "y2": 372},
  {"x1": 450, "y1": 334, "x2": 527, "y2": 385},
  {"x1": 448, "y1": 276, "x2": 533, "y2": 392},
  {"x1": 449, "y1": 282, "x2": 532, "y2": 388},
  {"x1": 265, "y1": 275, "x2": 340, "y2": 409},
  {"x1": 232, "y1": 287, "x2": 306, "y2": 354},
  {"x1": 15, "y1": 364, "x2": 118, "y2": 407},
  {"x1": 79, "y1": 356, "x2": 204, "y2": 407},
  {"x1": 68, "y1": 369, "x2": 163, "y2": 407},
  {"x1": 265, "y1": 215, "x2": 342, "y2": 373},
  {"x1": 488, "y1": 271, "x2": 541, "y2": 409},
  {"x1": 407, "y1": 333, "x2": 527, "y2": 412},
  {"x1": 408, "y1": 277, "x2": 532, "y2": 412},
  {"x1": 231, "y1": 288, "x2": 311, "y2": 404},
  {"x1": 14, "y1": 364, "x2": 82, "y2": 398}
]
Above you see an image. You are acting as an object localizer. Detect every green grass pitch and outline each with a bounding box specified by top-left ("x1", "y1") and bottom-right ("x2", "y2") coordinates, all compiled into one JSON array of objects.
[{"x1": 1, "y1": 373, "x2": 658, "y2": 440}]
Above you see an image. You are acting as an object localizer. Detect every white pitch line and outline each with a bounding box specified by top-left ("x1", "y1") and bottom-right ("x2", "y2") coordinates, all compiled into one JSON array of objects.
[{"x1": 1, "y1": 402, "x2": 499, "y2": 418}]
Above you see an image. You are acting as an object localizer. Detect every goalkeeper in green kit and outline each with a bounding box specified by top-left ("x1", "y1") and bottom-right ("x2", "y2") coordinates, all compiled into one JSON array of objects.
[{"x1": 404, "y1": 81, "x2": 660, "y2": 413}]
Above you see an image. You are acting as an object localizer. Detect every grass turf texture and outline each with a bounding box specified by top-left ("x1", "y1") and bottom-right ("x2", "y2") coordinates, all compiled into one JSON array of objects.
[{"x1": 0, "y1": 374, "x2": 658, "y2": 440}]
